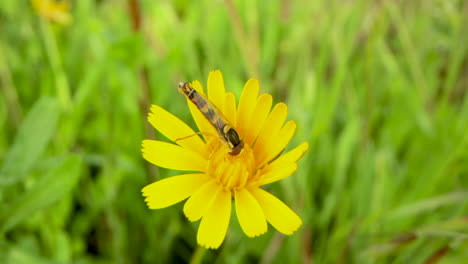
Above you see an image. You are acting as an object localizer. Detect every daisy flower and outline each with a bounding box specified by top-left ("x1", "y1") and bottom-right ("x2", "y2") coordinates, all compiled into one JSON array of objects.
[{"x1": 142, "y1": 70, "x2": 308, "y2": 249}]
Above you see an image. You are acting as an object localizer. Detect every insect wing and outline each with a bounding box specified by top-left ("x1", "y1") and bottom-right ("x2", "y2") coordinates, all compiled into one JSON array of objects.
[{"x1": 178, "y1": 82, "x2": 243, "y2": 155}]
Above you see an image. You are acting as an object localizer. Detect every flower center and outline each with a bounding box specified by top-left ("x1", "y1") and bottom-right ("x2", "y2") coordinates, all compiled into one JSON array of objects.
[{"x1": 207, "y1": 139, "x2": 257, "y2": 191}]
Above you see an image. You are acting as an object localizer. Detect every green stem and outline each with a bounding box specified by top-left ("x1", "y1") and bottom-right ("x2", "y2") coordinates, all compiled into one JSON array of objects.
[
  {"x1": 224, "y1": 0, "x2": 259, "y2": 78},
  {"x1": 39, "y1": 19, "x2": 72, "y2": 110},
  {"x1": 0, "y1": 41, "x2": 23, "y2": 127},
  {"x1": 189, "y1": 246, "x2": 206, "y2": 264}
]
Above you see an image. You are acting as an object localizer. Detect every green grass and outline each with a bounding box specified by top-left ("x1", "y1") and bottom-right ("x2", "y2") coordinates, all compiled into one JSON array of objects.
[{"x1": 1, "y1": 0, "x2": 467, "y2": 263}]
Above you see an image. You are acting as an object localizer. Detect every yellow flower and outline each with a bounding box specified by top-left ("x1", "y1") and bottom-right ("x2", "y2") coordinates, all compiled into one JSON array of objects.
[
  {"x1": 31, "y1": 0, "x2": 72, "y2": 25},
  {"x1": 142, "y1": 70, "x2": 308, "y2": 249}
]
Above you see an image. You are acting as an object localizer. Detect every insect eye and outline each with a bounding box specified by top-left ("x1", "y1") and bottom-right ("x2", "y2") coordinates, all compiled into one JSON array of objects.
[{"x1": 225, "y1": 127, "x2": 241, "y2": 147}]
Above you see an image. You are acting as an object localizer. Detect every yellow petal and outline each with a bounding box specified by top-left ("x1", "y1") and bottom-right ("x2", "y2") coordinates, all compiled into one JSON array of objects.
[
  {"x1": 244, "y1": 94, "x2": 272, "y2": 146},
  {"x1": 253, "y1": 103, "x2": 288, "y2": 165},
  {"x1": 57, "y1": 1, "x2": 70, "y2": 10},
  {"x1": 223, "y1": 92, "x2": 237, "y2": 127},
  {"x1": 142, "y1": 173, "x2": 208, "y2": 209},
  {"x1": 250, "y1": 188, "x2": 302, "y2": 235},
  {"x1": 263, "y1": 142, "x2": 309, "y2": 174},
  {"x1": 258, "y1": 163, "x2": 297, "y2": 186},
  {"x1": 148, "y1": 105, "x2": 208, "y2": 158},
  {"x1": 234, "y1": 189, "x2": 267, "y2": 237},
  {"x1": 207, "y1": 70, "x2": 226, "y2": 110},
  {"x1": 142, "y1": 140, "x2": 207, "y2": 171},
  {"x1": 186, "y1": 81, "x2": 218, "y2": 139},
  {"x1": 257, "y1": 120, "x2": 296, "y2": 167},
  {"x1": 192, "y1": 80, "x2": 206, "y2": 95},
  {"x1": 236, "y1": 79, "x2": 259, "y2": 138},
  {"x1": 183, "y1": 180, "x2": 219, "y2": 222},
  {"x1": 197, "y1": 188, "x2": 232, "y2": 249}
]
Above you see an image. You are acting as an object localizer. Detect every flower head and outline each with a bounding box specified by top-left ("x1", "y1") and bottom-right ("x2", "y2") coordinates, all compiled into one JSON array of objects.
[
  {"x1": 31, "y1": 0, "x2": 72, "y2": 25},
  {"x1": 142, "y1": 70, "x2": 308, "y2": 249}
]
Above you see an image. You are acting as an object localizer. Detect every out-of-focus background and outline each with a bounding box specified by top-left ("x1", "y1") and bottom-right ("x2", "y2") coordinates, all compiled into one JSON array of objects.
[{"x1": 1, "y1": 0, "x2": 467, "y2": 263}]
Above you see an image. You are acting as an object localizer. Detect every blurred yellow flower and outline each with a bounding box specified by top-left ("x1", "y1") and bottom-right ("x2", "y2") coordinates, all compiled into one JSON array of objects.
[
  {"x1": 142, "y1": 70, "x2": 308, "y2": 249},
  {"x1": 31, "y1": 0, "x2": 72, "y2": 25}
]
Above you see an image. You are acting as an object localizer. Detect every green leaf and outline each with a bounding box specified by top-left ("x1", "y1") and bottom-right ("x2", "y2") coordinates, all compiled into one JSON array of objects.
[
  {"x1": 0, "y1": 155, "x2": 82, "y2": 233},
  {"x1": 0, "y1": 97, "x2": 60, "y2": 186}
]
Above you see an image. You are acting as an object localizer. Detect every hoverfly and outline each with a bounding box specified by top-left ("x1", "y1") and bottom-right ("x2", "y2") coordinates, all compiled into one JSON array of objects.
[{"x1": 178, "y1": 82, "x2": 244, "y2": 156}]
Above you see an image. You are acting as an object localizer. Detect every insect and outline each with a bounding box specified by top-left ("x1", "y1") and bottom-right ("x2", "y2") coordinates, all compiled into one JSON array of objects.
[{"x1": 178, "y1": 81, "x2": 244, "y2": 156}]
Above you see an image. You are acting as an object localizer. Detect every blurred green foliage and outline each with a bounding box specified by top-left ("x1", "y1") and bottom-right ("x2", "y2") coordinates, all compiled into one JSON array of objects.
[{"x1": 0, "y1": 0, "x2": 467, "y2": 263}]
